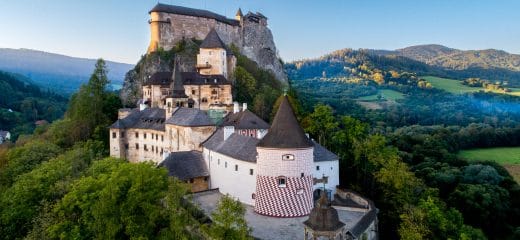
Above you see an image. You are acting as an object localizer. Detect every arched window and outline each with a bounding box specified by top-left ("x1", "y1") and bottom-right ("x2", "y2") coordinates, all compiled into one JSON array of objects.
[{"x1": 201, "y1": 97, "x2": 208, "y2": 103}]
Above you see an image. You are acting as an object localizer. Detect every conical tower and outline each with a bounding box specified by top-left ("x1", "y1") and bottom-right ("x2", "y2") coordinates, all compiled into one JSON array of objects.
[{"x1": 254, "y1": 96, "x2": 314, "y2": 217}]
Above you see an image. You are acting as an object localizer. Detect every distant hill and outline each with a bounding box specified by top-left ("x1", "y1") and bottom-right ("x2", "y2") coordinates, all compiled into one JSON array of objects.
[
  {"x1": 0, "y1": 48, "x2": 134, "y2": 94},
  {"x1": 289, "y1": 45, "x2": 520, "y2": 87},
  {"x1": 378, "y1": 44, "x2": 520, "y2": 73}
]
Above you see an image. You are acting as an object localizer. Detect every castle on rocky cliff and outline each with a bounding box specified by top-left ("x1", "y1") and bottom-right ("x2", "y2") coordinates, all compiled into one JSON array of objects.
[
  {"x1": 110, "y1": 4, "x2": 377, "y2": 239},
  {"x1": 147, "y1": 4, "x2": 286, "y2": 82}
]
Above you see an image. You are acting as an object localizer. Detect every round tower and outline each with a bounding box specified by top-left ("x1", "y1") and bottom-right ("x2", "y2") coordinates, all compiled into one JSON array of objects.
[{"x1": 254, "y1": 96, "x2": 314, "y2": 217}]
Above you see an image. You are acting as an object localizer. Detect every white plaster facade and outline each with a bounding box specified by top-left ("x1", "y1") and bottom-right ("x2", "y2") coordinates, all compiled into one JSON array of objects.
[{"x1": 204, "y1": 149, "x2": 257, "y2": 205}]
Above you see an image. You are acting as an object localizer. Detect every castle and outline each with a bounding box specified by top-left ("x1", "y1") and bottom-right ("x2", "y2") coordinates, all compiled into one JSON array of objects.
[
  {"x1": 111, "y1": 4, "x2": 377, "y2": 239},
  {"x1": 146, "y1": 4, "x2": 286, "y2": 82}
]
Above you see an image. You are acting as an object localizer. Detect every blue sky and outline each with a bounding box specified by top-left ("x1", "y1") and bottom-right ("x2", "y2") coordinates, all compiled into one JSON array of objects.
[{"x1": 1, "y1": 0, "x2": 519, "y2": 64}]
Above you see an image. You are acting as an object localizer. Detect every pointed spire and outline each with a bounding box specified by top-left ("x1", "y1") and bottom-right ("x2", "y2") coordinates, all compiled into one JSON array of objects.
[
  {"x1": 170, "y1": 59, "x2": 188, "y2": 98},
  {"x1": 200, "y1": 28, "x2": 226, "y2": 49},
  {"x1": 236, "y1": 8, "x2": 243, "y2": 17},
  {"x1": 257, "y1": 96, "x2": 313, "y2": 148}
]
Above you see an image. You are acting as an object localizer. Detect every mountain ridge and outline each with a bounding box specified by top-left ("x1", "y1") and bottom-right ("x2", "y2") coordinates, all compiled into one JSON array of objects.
[{"x1": 0, "y1": 48, "x2": 134, "y2": 94}]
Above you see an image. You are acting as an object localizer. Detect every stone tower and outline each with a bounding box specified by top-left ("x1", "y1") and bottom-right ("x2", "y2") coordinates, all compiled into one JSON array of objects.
[
  {"x1": 254, "y1": 96, "x2": 314, "y2": 217},
  {"x1": 197, "y1": 29, "x2": 229, "y2": 78}
]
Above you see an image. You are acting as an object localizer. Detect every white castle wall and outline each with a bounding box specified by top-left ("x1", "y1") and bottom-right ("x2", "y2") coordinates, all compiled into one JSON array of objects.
[
  {"x1": 313, "y1": 160, "x2": 340, "y2": 197},
  {"x1": 204, "y1": 148, "x2": 257, "y2": 205}
]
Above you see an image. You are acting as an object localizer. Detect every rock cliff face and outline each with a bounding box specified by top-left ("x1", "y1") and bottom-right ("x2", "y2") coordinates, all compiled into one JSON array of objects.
[
  {"x1": 241, "y1": 22, "x2": 286, "y2": 82},
  {"x1": 120, "y1": 41, "x2": 198, "y2": 106}
]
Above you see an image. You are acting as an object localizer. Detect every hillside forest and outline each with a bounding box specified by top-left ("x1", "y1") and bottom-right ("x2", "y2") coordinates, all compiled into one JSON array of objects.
[{"x1": 0, "y1": 44, "x2": 519, "y2": 240}]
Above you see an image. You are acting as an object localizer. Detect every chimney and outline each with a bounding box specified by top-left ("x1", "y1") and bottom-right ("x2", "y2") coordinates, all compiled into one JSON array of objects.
[
  {"x1": 242, "y1": 103, "x2": 247, "y2": 111},
  {"x1": 233, "y1": 102, "x2": 239, "y2": 113},
  {"x1": 224, "y1": 126, "x2": 235, "y2": 141},
  {"x1": 139, "y1": 103, "x2": 148, "y2": 111}
]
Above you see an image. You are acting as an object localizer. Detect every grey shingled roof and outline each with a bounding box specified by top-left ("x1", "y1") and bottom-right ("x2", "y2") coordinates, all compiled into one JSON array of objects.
[
  {"x1": 182, "y1": 72, "x2": 230, "y2": 85},
  {"x1": 159, "y1": 151, "x2": 209, "y2": 180},
  {"x1": 313, "y1": 141, "x2": 339, "y2": 162},
  {"x1": 203, "y1": 129, "x2": 259, "y2": 162},
  {"x1": 109, "y1": 108, "x2": 165, "y2": 131},
  {"x1": 257, "y1": 96, "x2": 313, "y2": 149},
  {"x1": 221, "y1": 110, "x2": 270, "y2": 130},
  {"x1": 200, "y1": 29, "x2": 226, "y2": 49},
  {"x1": 349, "y1": 208, "x2": 378, "y2": 238},
  {"x1": 150, "y1": 4, "x2": 239, "y2": 26},
  {"x1": 144, "y1": 72, "x2": 172, "y2": 86},
  {"x1": 165, "y1": 108, "x2": 214, "y2": 126}
]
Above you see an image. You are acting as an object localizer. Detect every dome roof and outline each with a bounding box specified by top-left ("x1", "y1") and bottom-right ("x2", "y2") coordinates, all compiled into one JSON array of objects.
[{"x1": 303, "y1": 192, "x2": 345, "y2": 232}]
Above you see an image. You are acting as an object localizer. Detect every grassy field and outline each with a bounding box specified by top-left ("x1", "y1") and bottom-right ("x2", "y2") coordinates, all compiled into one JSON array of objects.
[
  {"x1": 423, "y1": 76, "x2": 520, "y2": 96},
  {"x1": 458, "y1": 147, "x2": 520, "y2": 182},
  {"x1": 357, "y1": 89, "x2": 405, "y2": 101}
]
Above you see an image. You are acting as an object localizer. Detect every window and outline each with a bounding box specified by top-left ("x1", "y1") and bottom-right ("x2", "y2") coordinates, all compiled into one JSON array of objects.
[
  {"x1": 135, "y1": 143, "x2": 139, "y2": 150},
  {"x1": 201, "y1": 98, "x2": 208, "y2": 103},
  {"x1": 112, "y1": 132, "x2": 116, "y2": 138},
  {"x1": 235, "y1": 164, "x2": 238, "y2": 171},
  {"x1": 152, "y1": 145, "x2": 154, "y2": 151},
  {"x1": 301, "y1": 173, "x2": 304, "y2": 178},
  {"x1": 249, "y1": 169, "x2": 254, "y2": 175},
  {"x1": 251, "y1": 193, "x2": 256, "y2": 199},
  {"x1": 282, "y1": 154, "x2": 295, "y2": 161},
  {"x1": 277, "y1": 177, "x2": 286, "y2": 187},
  {"x1": 204, "y1": 177, "x2": 208, "y2": 181},
  {"x1": 192, "y1": 89, "x2": 196, "y2": 94},
  {"x1": 161, "y1": 135, "x2": 164, "y2": 141},
  {"x1": 124, "y1": 144, "x2": 128, "y2": 150},
  {"x1": 121, "y1": 132, "x2": 125, "y2": 138},
  {"x1": 189, "y1": 178, "x2": 194, "y2": 183},
  {"x1": 225, "y1": 162, "x2": 227, "y2": 168},
  {"x1": 316, "y1": 166, "x2": 320, "y2": 171},
  {"x1": 144, "y1": 133, "x2": 147, "y2": 139},
  {"x1": 218, "y1": 159, "x2": 220, "y2": 165},
  {"x1": 135, "y1": 132, "x2": 139, "y2": 138},
  {"x1": 144, "y1": 144, "x2": 148, "y2": 151}
]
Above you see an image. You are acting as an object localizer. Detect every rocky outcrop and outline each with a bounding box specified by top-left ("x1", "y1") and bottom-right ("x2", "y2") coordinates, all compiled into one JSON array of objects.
[
  {"x1": 120, "y1": 41, "x2": 198, "y2": 106},
  {"x1": 241, "y1": 22, "x2": 287, "y2": 83}
]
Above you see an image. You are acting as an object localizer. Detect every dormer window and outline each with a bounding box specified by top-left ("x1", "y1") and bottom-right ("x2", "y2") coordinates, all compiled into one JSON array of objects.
[
  {"x1": 277, "y1": 176, "x2": 287, "y2": 188},
  {"x1": 282, "y1": 154, "x2": 295, "y2": 161}
]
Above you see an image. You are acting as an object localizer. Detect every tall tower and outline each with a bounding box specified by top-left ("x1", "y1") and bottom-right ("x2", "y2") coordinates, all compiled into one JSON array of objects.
[
  {"x1": 197, "y1": 29, "x2": 229, "y2": 78},
  {"x1": 235, "y1": 8, "x2": 243, "y2": 22},
  {"x1": 165, "y1": 60, "x2": 189, "y2": 114},
  {"x1": 254, "y1": 96, "x2": 314, "y2": 217}
]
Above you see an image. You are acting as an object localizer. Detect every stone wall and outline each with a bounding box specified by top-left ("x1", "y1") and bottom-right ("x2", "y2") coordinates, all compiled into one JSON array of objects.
[
  {"x1": 166, "y1": 125, "x2": 216, "y2": 152},
  {"x1": 184, "y1": 84, "x2": 232, "y2": 110},
  {"x1": 110, "y1": 128, "x2": 168, "y2": 163}
]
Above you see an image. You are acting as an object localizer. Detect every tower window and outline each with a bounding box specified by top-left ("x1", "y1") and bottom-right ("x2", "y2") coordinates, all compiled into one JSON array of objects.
[
  {"x1": 135, "y1": 132, "x2": 139, "y2": 138},
  {"x1": 277, "y1": 176, "x2": 287, "y2": 188},
  {"x1": 301, "y1": 173, "x2": 304, "y2": 178},
  {"x1": 250, "y1": 169, "x2": 254, "y2": 175},
  {"x1": 120, "y1": 132, "x2": 125, "y2": 138},
  {"x1": 135, "y1": 143, "x2": 139, "y2": 150},
  {"x1": 112, "y1": 132, "x2": 116, "y2": 138},
  {"x1": 282, "y1": 154, "x2": 295, "y2": 161},
  {"x1": 235, "y1": 164, "x2": 238, "y2": 171},
  {"x1": 316, "y1": 166, "x2": 320, "y2": 171}
]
